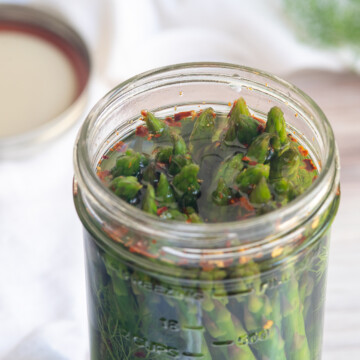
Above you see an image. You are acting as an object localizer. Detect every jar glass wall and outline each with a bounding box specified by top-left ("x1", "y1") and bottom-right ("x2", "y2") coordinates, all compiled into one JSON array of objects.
[{"x1": 74, "y1": 63, "x2": 340, "y2": 360}]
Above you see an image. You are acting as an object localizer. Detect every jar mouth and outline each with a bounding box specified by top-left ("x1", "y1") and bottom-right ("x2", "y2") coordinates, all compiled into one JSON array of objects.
[{"x1": 74, "y1": 62, "x2": 339, "y2": 245}]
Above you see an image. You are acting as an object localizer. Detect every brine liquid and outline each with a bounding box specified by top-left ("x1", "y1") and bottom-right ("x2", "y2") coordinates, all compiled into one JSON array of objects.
[{"x1": 97, "y1": 111, "x2": 318, "y2": 223}]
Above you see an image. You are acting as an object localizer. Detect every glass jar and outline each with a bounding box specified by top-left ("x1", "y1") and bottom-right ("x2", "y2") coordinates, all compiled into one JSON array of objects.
[{"x1": 73, "y1": 63, "x2": 340, "y2": 360}]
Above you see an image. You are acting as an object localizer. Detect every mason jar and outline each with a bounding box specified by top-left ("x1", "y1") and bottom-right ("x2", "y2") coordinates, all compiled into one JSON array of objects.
[{"x1": 73, "y1": 63, "x2": 340, "y2": 360}]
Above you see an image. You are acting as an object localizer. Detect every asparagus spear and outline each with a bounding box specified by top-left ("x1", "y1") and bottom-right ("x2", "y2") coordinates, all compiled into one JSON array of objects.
[
  {"x1": 249, "y1": 176, "x2": 272, "y2": 204},
  {"x1": 142, "y1": 184, "x2": 157, "y2": 215},
  {"x1": 212, "y1": 153, "x2": 244, "y2": 188},
  {"x1": 172, "y1": 164, "x2": 201, "y2": 209},
  {"x1": 189, "y1": 108, "x2": 216, "y2": 162},
  {"x1": 236, "y1": 114, "x2": 264, "y2": 147},
  {"x1": 178, "y1": 300, "x2": 212, "y2": 360},
  {"x1": 245, "y1": 132, "x2": 276, "y2": 164},
  {"x1": 185, "y1": 207, "x2": 203, "y2": 223},
  {"x1": 203, "y1": 298, "x2": 257, "y2": 359},
  {"x1": 256, "y1": 288, "x2": 287, "y2": 360},
  {"x1": 231, "y1": 259, "x2": 288, "y2": 360},
  {"x1": 109, "y1": 176, "x2": 142, "y2": 202},
  {"x1": 169, "y1": 154, "x2": 193, "y2": 176},
  {"x1": 156, "y1": 173, "x2": 175, "y2": 206},
  {"x1": 270, "y1": 145, "x2": 301, "y2": 180},
  {"x1": 172, "y1": 131, "x2": 188, "y2": 155},
  {"x1": 212, "y1": 178, "x2": 234, "y2": 206},
  {"x1": 111, "y1": 149, "x2": 149, "y2": 177},
  {"x1": 265, "y1": 106, "x2": 288, "y2": 149},
  {"x1": 224, "y1": 97, "x2": 251, "y2": 143},
  {"x1": 143, "y1": 111, "x2": 167, "y2": 137},
  {"x1": 280, "y1": 267, "x2": 311, "y2": 359},
  {"x1": 141, "y1": 162, "x2": 158, "y2": 186},
  {"x1": 159, "y1": 209, "x2": 187, "y2": 221},
  {"x1": 224, "y1": 98, "x2": 261, "y2": 147},
  {"x1": 169, "y1": 133, "x2": 193, "y2": 175},
  {"x1": 189, "y1": 108, "x2": 216, "y2": 150},
  {"x1": 236, "y1": 164, "x2": 270, "y2": 193},
  {"x1": 155, "y1": 146, "x2": 173, "y2": 164}
]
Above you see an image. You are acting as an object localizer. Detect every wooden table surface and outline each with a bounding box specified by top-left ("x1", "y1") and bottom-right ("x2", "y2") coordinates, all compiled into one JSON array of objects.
[{"x1": 287, "y1": 70, "x2": 360, "y2": 358}]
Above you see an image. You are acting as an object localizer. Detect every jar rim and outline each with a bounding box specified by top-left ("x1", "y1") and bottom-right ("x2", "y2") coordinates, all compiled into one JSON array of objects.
[{"x1": 74, "y1": 62, "x2": 339, "y2": 246}]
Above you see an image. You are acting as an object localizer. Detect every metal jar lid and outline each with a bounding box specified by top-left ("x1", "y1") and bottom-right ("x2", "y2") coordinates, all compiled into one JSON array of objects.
[{"x1": 0, "y1": 4, "x2": 91, "y2": 157}]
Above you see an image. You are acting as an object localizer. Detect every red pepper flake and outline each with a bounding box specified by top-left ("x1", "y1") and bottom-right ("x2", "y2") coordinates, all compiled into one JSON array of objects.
[
  {"x1": 135, "y1": 125, "x2": 149, "y2": 137},
  {"x1": 140, "y1": 110, "x2": 148, "y2": 117},
  {"x1": 113, "y1": 141, "x2": 127, "y2": 152},
  {"x1": 200, "y1": 261, "x2": 215, "y2": 272},
  {"x1": 336, "y1": 185, "x2": 341, "y2": 196},
  {"x1": 172, "y1": 119, "x2": 182, "y2": 127},
  {"x1": 251, "y1": 115, "x2": 266, "y2": 125},
  {"x1": 243, "y1": 157, "x2": 258, "y2": 165},
  {"x1": 151, "y1": 239, "x2": 157, "y2": 245},
  {"x1": 298, "y1": 145, "x2": 309, "y2": 157},
  {"x1": 240, "y1": 197, "x2": 255, "y2": 211},
  {"x1": 303, "y1": 158, "x2": 317, "y2": 172},
  {"x1": 97, "y1": 170, "x2": 111, "y2": 182},
  {"x1": 157, "y1": 206, "x2": 168, "y2": 216},
  {"x1": 129, "y1": 242, "x2": 157, "y2": 258},
  {"x1": 147, "y1": 136, "x2": 152, "y2": 141},
  {"x1": 288, "y1": 134, "x2": 297, "y2": 142},
  {"x1": 102, "y1": 224, "x2": 128, "y2": 243},
  {"x1": 154, "y1": 133, "x2": 162, "y2": 137},
  {"x1": 102, "y1": 155, "x2": 109, "y2": 160},
  {"x1": 165, "y1": 116, "x2": 182, "y2": 127},
  {"x1": 174, "y1": 111, "x2": 193, "y2": 122},
  {"x1": 215, "y1": 141, "x2": 221, "y2": 147},
  {"x1": 257, "y1": 124, "x2": 265, "y2": 133},
  {"x1": 229, "y1": 198, "x2": 238, "y2": 205},
  {"x1": 237, "y1": 213, "x2": 254, "y2": 221}
]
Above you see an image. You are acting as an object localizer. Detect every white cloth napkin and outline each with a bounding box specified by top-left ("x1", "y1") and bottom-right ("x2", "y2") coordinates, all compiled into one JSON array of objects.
[
  {"x1": 104, "y1": 0, "x2": 343, "y2": 85},
  {"x1": 0, "y1": 0, "x2": 352, "y2": 359}
]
